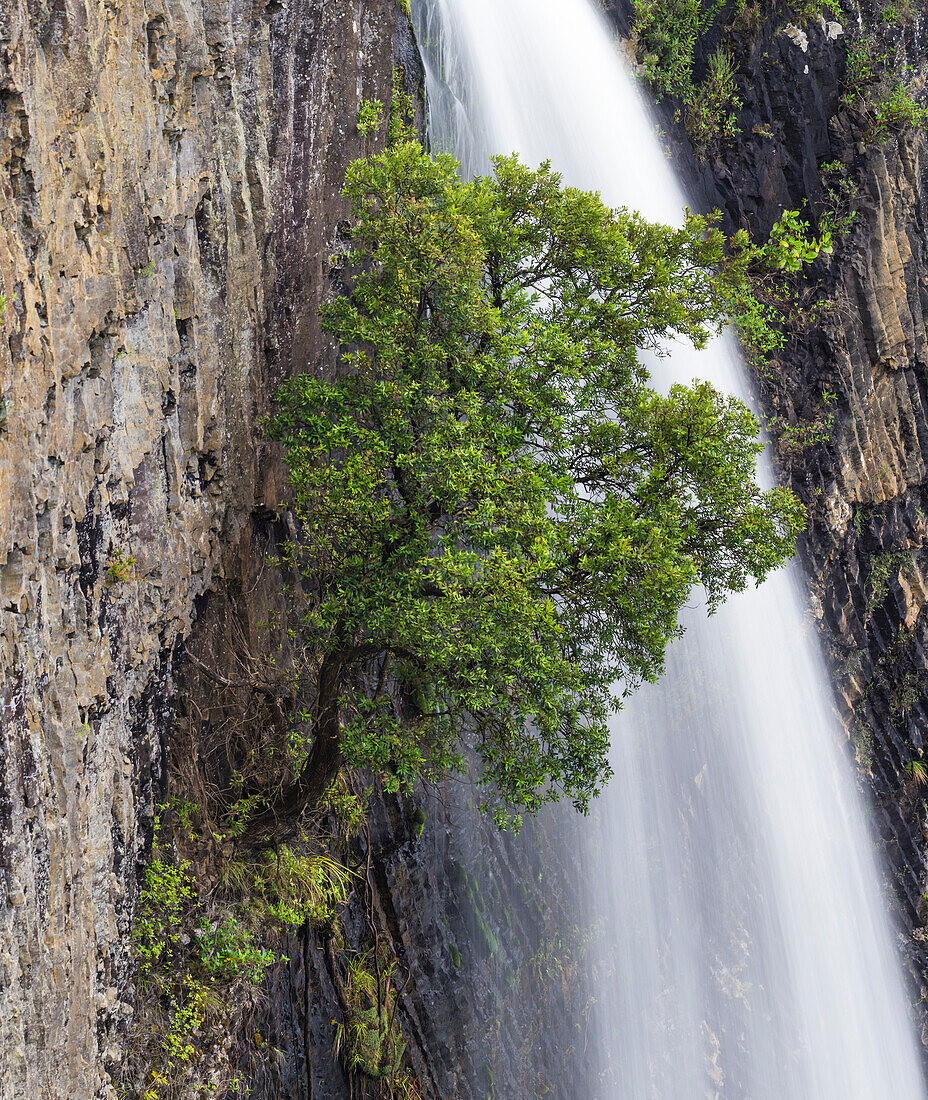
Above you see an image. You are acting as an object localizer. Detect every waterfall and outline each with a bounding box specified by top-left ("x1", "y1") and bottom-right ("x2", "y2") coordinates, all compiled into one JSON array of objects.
[{"x1": 411, "y1": 0, "x2": 928, "y2": 1096}]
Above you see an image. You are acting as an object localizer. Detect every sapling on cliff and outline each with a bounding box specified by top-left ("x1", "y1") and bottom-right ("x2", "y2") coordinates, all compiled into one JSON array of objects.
[{"x1": 260, "y1": 139, "x2": 803, "y2": 833}]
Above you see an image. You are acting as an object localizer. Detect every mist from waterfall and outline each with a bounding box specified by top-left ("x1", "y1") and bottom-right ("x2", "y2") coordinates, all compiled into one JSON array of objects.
[{"x1": 411, "y1": 0, "x2": 927, "y2": 1095}]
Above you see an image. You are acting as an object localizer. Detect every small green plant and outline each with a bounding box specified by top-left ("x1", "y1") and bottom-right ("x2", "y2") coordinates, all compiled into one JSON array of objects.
[
  {"x1": 878, "y1": 0, "x2": 916, "y2": 24},
  {"x1": 820, "y1": 182, "x2": 858, "y2": 238},
  {"x1": 685, "y1": 48, "x2": 743, "y2": 149},
  {"x1": 765, "y1": 209, "x2": 833, "y2": 272},
  {"x1": 106, "y1": 549, "x2": 137, "y2": 583},
  {"x1": 884, "y1": 629, "x2": 923, "y2": 718},
  {"x1": 139, "y1": 259, "x2": 156, "y2": 278},
  {"x1": 127, "y1": 812, "x2": 286, "y2": 1099},
  {"x1": 723, "y1": 205, "x2": 837, "y2": 381},
  {"x1": 873, "y1": 82, "x2": 928, "y2": 137},
  {"x1": 133, "y1": 836, "x2": 196, "y2": 981},
  {"x1": 325, "y1": 776, "x2": 366, "y2": 844},
  {"x1": 845, "y1": 37, "x2": 884, "y2": 96},
  {"x1": 168, "y1": 796, "x2": 201, "y2": 843},
  {"x1": 632, "y1": 0, "x2": 719, "y2": 100},
  {"x1": 357, "y1": 98, "x2": 384, "y2": 137},
  {"x1": 852, "y1": 718, "x2": 875, "y2": 771},
  {"x1": 867, "y1": 548, "x2": 915, "y2": 610},
  {"x1": 632, "y1": 0, "x2": 741, "y2": 150},
  {"x1": 774, "y1": 416, "x2": 833, "y2": 451},
  {"x1": 793, "y1": 0, "x2": 843, "y2": 21},
  {"x1": 388, "y1": 67, "x2": 417, "y2": 147},
  {"x1": 196, "y1": 913, "x2": 280, "y2": 983}
]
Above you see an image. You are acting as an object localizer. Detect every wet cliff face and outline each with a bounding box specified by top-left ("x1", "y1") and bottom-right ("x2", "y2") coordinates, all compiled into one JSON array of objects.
[
  {"x1": 0, "y1": 0, "x2": 408, "y2": 1095},
  {"x1": 240, "y1": 787, "x2": 594, "y2": 1099},
  {"x1": 609, "y1": 0, "x2": 928, "y2": 1039}
]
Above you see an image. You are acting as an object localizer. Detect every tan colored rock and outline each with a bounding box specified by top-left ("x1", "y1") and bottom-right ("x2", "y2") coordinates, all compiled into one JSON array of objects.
[{"x1": 0, "y1": 0, "x2": 407, "y2": 1094}]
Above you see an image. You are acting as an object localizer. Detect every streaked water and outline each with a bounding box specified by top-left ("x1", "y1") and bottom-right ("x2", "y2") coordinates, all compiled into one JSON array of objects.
[{"x1": 411, "y1": 0, "x2": 927, "y2": 1095}]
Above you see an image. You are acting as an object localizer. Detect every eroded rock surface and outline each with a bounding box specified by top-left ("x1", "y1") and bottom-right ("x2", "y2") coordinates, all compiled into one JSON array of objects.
[{"x1": 0, "y1": 0, "x2": 408, "y2": 1094}]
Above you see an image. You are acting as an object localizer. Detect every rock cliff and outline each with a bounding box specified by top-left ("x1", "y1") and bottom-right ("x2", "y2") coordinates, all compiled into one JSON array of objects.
[{"x1": 0, "y1": 0, "x2": 412, "y2": 1094}]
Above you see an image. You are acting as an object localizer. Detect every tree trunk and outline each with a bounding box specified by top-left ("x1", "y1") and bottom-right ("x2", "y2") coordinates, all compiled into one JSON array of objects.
[{"x1": 243, "y1": 651, "x2": 344, "y2": 844}]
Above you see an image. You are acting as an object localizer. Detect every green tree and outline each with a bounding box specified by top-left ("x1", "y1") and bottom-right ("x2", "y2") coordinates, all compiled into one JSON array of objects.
[{"x1": 261, "y1": 140, "x2": 803, "y2": 832}]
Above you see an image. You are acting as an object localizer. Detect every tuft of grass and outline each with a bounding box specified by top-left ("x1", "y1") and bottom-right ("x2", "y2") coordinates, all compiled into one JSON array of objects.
[
  {"x1": 251, "y1": 847, "x2": 353, "y2": 928},
  {"x1": 904, "y1": 760, "x2": 928, "y2": 787}
]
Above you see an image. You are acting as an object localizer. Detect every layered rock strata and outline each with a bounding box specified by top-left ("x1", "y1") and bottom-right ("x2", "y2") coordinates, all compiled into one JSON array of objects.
[{"x1": 0, "y1": 0, "x2": 410, "y2": 1094}]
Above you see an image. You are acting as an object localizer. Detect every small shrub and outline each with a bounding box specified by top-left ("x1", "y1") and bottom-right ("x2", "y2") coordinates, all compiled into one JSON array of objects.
[
  {"x1": 196, "y1": 913, "x2": 280, "y2": 983},
  {"x1": 792, "y1": 0, "x2": 843, "y2": 22},
  {"x1": 723, "y1": 207, "x2": 835, "y2": 380},
  {"x1": 873, "y1": 82, "x2": 928, "y2": 137},
  {"x1": 107, "y1": 549, "x2": 138, "y2": 584},
  {"x1": 844, "y1": 37, "x2": 884, "y2": 96},
  {"x1": 765, "y1": 209, "x2": 833, "y2": 272},
  {"x1": 819, "y1": 165, "x2": 859, "y2": 239},
  {"x1": 134, "y1": 839, "x2": 195, "y2": 983},
  {"x1": 357, "y1": 98, "x2": 383, "y2": 137},
  {"x1": 867, "y1": 548, "x2": 915, "y2": 610},
  {"x1": 852, "y1": 718, "x2": 875, "y2": 771},
  {"x1": 633, "y1": 0, "x2": 713, "y2": 100},
  {"x1": 127, "y1": 816, "x2": 283, "y2": 1099},
  {"x1": 685, "y1": 48, "x2": 743, "y2": 149},
  {"x1": 388, "y1": 67, "x2": 418, "y2": 147},
  {"x1": 774, "y1": 417, "x2": 833, "y2": 451},
  {"x1": 632, "y1": 0, "x2": 741, "y2": 150}
]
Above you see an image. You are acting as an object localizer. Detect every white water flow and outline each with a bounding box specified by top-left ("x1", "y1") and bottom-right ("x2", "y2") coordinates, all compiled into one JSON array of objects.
[{"x1": 412, "y1": 0, "x2": 927, "y2": 1096}]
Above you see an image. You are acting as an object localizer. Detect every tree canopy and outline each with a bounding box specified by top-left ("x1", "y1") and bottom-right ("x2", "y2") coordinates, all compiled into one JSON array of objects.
[{"x1": 264, "y1": 138, "x2": 803, "y2": 828}]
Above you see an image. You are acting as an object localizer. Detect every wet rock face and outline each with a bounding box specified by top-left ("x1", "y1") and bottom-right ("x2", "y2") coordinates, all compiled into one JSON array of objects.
[
  {"x1": 0, "y1": 0, "x2": 406, "y2": 1095},
  {"x1": 239, "y1": 779, "x2": 594, "y2": 1100},
  {"x1": 610, "y1": 0, "x2": 928, "y2": 1038}
]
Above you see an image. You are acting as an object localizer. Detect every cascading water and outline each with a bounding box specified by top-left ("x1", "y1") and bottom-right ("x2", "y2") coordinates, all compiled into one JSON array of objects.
[{"x1": 411, "y1": 0, "x2": 928, "y2": 1095}]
